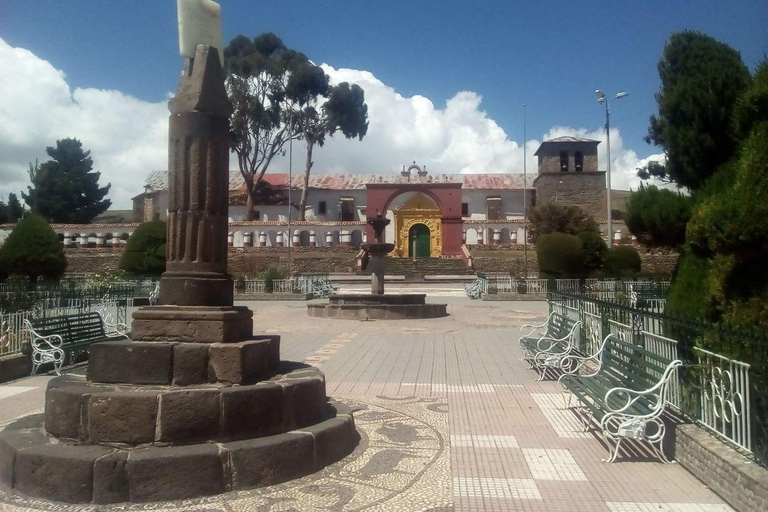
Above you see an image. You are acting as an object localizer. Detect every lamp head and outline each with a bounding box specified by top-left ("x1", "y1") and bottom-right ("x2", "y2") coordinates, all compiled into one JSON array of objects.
[
  {"x1": 615, "y1": 92, "x2": 628, "y2": 99},
  {"x1": 595, "y1": 89, "x2": 605, "y2": 100}
]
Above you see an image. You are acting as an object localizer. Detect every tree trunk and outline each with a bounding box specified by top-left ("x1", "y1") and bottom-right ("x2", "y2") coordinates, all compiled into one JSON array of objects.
[
  {"x1": 245, "y1": 193, "x2": 254, "y2": 221},
  {"x1": 299, "y1": 140, "x2": 314, "y2": 222}
]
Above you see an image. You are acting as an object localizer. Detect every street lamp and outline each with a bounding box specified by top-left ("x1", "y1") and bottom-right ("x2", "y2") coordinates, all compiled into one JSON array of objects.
[{"x1": 595, "y1": 89, "x2": 627, "y2": 248}]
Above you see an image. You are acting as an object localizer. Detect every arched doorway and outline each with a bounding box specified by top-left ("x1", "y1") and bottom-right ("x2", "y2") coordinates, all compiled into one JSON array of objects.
[{"x1": 408, "y1": 224, "x2": 431, "y2": 258}]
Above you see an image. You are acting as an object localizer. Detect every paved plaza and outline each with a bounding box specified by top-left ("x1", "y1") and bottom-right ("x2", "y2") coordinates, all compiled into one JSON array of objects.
[{"x1": 0, "y1": 288, "x2": 733, "y2": 511}]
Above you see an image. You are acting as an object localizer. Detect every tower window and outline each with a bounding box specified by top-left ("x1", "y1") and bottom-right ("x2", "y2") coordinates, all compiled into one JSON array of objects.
[
  {"x1": 461, "y1": 202, "x2": 469, "y2": 217},
  {"x1": 575, "y1": 151, "x2": 584, "y2": 172},
  {"x1": 318, "y1": 201, "x2": 327, "y2": 214},
  {"x1": 560, "y1": 151, "x2": 569, "y2": 172}
]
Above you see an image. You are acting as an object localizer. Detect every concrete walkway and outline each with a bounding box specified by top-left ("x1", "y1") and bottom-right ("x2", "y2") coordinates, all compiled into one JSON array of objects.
[{"x1": 0, "y1": 296, "x2": 733, "y2": 511}]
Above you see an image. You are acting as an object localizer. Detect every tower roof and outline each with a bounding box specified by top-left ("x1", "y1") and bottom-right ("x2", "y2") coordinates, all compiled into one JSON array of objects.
[{"x1": 534, "y1": 136, "x2": 600, "y2": 156}]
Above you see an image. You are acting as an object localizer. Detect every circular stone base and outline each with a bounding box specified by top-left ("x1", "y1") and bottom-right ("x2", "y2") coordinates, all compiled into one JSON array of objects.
[
  {"x1": 307, "y1": 303, "x2": 448, "y2": 320},
  {"x1": 0, "y1": 402, "x2": 358, "y2": 504}
]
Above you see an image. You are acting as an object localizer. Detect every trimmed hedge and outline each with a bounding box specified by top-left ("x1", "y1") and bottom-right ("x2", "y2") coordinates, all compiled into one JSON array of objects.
[
  {"x1": 536, "y1": 232, "x2": 585, "y2": 278},
  {"x1": 604, "y1": 246, "x2": 642, "y2": 277},
  {"x1": 119, "y1": 221, "x2": 166, "y2": 275},
  {"x1": 0, "y1": 213, "x2": 66, "y2": 282}
]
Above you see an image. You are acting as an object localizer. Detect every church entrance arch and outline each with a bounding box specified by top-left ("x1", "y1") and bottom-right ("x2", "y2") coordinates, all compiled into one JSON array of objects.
[{"x1": 408, "y1": 224, "x2": 431, "y2": 258}]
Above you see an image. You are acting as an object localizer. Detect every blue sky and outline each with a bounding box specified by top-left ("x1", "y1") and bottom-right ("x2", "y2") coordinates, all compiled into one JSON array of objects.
[{"x1": 1, "y1": 1, "x2": 766, "y2": 208}]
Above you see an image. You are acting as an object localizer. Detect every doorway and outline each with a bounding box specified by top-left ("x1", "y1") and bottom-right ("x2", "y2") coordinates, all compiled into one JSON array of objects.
[{"x1": 408, "y1": 224, "x2": 431, "y2": 258}]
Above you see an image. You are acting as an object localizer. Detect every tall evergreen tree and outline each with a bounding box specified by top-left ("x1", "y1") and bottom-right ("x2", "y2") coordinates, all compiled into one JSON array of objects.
[
  {"x1": 640, "y1": 31, "x2": 751, "y2": 190},
  {"x1": 22, "y1": 138, "x2": 112, "y2": 223},
  {"x1": 7, "y1": 193, "x2": 23, "y2": 221}
]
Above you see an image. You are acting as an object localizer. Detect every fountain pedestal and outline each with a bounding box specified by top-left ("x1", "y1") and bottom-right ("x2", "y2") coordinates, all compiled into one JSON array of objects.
[{"x1": 307, "y1": 215, "x2": 448, "y2": 319}]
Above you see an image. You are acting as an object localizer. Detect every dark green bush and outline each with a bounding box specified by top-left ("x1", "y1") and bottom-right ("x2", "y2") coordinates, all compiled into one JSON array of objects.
[
  {"x1": 119, "y1": 221, "x2": 166, "y2": 275},
  {"x1": 665, "y1": 249, "x2": 713, "y2": 321},
  {"x1": 0, "y1": 213, "x2": 66, "y2": 283},
  {"x1": 528, "y1": 203, "x2": 599, "y2": 241},
  {"x1": 603, "y1": 246, "x2": 642, "y2": 277},
  {"x1": 536, "y1": 232, "x2": 585, "y2": 278},
  {"x1": 625, "y1": 184, "x2": 692, "y2": 248},
  {"x1": 577, "y1": 231, "x2": 608, "y2": 275}
]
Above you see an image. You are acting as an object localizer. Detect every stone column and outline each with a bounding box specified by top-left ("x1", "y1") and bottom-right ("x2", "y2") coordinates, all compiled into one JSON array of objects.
[
  {"x1": 477, "y1": 228, "x2": 484, "y2": 245},
  {"x1": 613, "y1": 231, "x2": 622, "y2": 245},
  {"x1": 78, "y1": 234, "x2": 88, "y2": 248},
  {"x1": 276, "y1": 232, "x2": 284, "y2": 247},
  {"x1": 95, "y1": 233, "x2": 105, "y2": 247},
  {"x1": 63, "y1": 232, "x2": 73, "y2": 248},
  {"x1": 462, "y1": 229, "x2": 467, "y2": 244},
  {"x1": 159, "y1": 45, "x2": 233, "y2": 306},
  {"x1": 362, "y1": 231, "x2": 368, "y2": 244},
  {"x1": 510, "y1": 231, "x2": 518, "y2": 244},
  {"x1": 493, "y1": 229, "x2": 501, "y2": 245},
  {"x1": 243, "y1": 231, "x2": 252, "y2": 247},
  {"x1": 340, "y1": 230, "x2": 350, "y2": 247},
  {"x1": 259, "y1": 232, "x2": 267, "y2": 247},
  {"x1": 292, "y1": 232, "x2": 300, "y2": 247},
  {"x1": 227, "y1": 232, "x2": 234, "y2": 247},
  {"x1": 326, "y1": 232, "x2": 334, "y2": 247},
  {"x1": 370, "y1": 255, "x2": 384, "y2": 295},
  {"x1": 111, "y1": 233, "x2": 121, "y2": 251},
  {"x1": 309, "y1": 232, "x2": 316, "y2": 247}
]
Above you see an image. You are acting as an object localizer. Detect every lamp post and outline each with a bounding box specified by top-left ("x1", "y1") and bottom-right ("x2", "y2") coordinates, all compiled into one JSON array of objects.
[{"x1": 595, "y1": 90, "x2": 627, "y2": 248}]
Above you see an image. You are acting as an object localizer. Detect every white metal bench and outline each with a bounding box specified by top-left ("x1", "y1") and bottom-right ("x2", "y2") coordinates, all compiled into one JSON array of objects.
[{"x1": 519, "y1": 312, "x2": 581, "y2": 380}]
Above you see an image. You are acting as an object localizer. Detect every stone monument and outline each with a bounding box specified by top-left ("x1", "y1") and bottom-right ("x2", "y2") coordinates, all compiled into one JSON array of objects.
[
  {"x1": 307, "y1": 214, "x2": 448, "y2": 319},
  {"x1": 0, "y1": 1, "x2": 357, "y2": 504}
]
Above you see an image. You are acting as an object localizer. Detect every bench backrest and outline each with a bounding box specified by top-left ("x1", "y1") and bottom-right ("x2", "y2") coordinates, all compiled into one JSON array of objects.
[
  {"x1": 546, "y1": 313, "x2": 580, "y2": 346},
  {"x1": 602, "y1": 335, "x2": 674, "y2": 392},
  {"x1": 30, "y1": 312, "x2": 106, "y2": 345}
]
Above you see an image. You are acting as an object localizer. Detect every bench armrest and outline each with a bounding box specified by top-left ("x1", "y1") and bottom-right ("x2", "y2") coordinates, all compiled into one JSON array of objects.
[
  {"x1": 603, "y1": 360, "x2": 683, "y2": 416},
  {"x1": 105, "y1": 322, "x2": 129, "y2": 339},
  {"x1": 24, "y1": 320, "x2": 65, "y2": 351},
  {"x1": 535, "y1": 321, "x2": 581, "y2": 352},
  {"x1": 559, "y1": 333, "x2": 616, "y2": 377},
  {"x1": 519, "y1": 311, "x2": 555, "y2": 335}
]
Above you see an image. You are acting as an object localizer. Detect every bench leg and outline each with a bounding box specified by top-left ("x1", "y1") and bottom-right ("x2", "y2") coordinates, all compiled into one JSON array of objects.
[{"x1": 603, "y1": 437, "x2": 623, "y2": 463}]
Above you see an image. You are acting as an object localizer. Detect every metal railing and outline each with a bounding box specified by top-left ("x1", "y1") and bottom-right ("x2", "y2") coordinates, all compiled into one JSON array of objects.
[
  {"x1": 1, "y1": 298, "x2": 128, "y2": 358},
  {"x1": 548, "y1": 291, "x2": 764, "y2": 463}
]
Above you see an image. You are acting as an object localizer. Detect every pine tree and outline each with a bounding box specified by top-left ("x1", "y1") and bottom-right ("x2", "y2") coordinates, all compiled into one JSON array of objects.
[
  {"x1": 22, "y1": 139, "x2": 112, "y2": 223},
  {"x1": 0, "y1": 213, "x2": 67, "y2": 283}
]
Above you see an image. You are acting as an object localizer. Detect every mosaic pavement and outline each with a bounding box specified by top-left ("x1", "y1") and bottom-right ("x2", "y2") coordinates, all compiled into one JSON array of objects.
[{"x1": 0, "y1": 298, "x2": 738, "y2": 511}]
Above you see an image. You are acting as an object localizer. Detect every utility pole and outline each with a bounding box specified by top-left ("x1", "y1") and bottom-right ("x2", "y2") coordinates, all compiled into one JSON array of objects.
[{"x1": 523, "y1": 104, "x2": 528, "y2": 279}]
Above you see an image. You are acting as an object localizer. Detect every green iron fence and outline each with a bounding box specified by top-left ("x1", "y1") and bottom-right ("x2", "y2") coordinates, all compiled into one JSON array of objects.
[{"x1": 548, "y1": 291, "x2": 767, "y2": 466}]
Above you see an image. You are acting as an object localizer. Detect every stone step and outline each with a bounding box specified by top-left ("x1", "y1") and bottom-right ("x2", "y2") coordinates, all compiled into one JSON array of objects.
[
  {"x1": 0, "y1": 401, "x2": 357, "y2": 504},
  {"x1": 45, "y1": 365, "x2": 327, "y2": 446},
  {"x1": 383, "y1": 257, "x2": 471, "y2": 275}
]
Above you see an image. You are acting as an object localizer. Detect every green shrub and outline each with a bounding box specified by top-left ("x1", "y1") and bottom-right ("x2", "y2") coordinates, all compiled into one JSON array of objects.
[
  {"x1": 536, "y1": 233, "x2": 585, "y2": 278},
  {"x1": 665, "y1": 249, "x2": 713, "y2": 320},
  {"x1": 625, "y1": 184, "x2": 692, "y2": 248},
  {"x1": 577, "y1": 231, "x2": 608, "y2": 275},
  {"x1": 0, "y1": 213, "x2": 66, "y2": 283},
  {"x1": 119, "y1": 221, "x2": 166, "y2": 275},
  {"x1": 258, "y1": 267, "x2": 288, "y2": 292},
  {"x1": 603, "y1": 246, "x2": 642, "y2": 277},
  {"x1": 528, "y1": 203, "x2": 599, "y2": 241}
]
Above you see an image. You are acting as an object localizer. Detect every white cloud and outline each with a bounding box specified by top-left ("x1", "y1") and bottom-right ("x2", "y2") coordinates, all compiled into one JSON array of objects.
[
  {"x1": 0, "y1": 38, "x2": 168, "y2": 210},
  {"x1": 0, "y1": 39, "x2": 667, "y2": 211}
]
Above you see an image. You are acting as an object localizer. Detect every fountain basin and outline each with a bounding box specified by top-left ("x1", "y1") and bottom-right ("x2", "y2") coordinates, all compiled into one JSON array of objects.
[{"x1": 307, "y1": 293, "x2": 448, "y2": 320}]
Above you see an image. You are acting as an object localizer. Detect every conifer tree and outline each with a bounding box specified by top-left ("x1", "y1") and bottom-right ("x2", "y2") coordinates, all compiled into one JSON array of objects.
[{"x1": 23, "y1": 138, "x2": 112, "y2": 223}]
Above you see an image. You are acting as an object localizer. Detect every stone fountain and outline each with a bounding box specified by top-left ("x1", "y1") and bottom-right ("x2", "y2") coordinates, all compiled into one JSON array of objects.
[
  {"x1": 0, "y1": 6, "x2": 357, "y2": 504},
  {"x1": 307, "y1": 214, "x2": 448, "y2": 319}
]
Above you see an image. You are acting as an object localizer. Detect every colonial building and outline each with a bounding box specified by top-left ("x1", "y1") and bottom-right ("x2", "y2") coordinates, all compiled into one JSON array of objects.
[
  {"x1": 128, "y1": 136, "x2": 625, "y2": 257},
  {"x1": 0, "y1": 137, "x2": 630, "y2": 254}
]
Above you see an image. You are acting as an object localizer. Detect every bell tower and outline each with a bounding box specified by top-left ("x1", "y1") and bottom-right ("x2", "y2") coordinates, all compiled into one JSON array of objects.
[{"x1": 532, "y1": 136, "x2": 606, "y2": 216}]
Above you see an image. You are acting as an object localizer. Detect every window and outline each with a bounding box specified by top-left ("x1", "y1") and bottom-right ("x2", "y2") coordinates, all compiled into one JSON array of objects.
[
  {"x1": 318, "y1": 201, "x2": 327, "y2": 215},
  {"x1": 560, "y1": 151, "x2": 569, "y2": 172},
  {"x1": 575, "y1": 151, "x2": 583, "y2": 172},
  {"x1": 461, "y1": 202, "x2": 469, "y2": 217},
  {"x1": 253, "y1": 210, "x2": 260, "y2": 220},
  {"x1": 339, "y1": 198, "x2": 355, "y2": 221}
]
